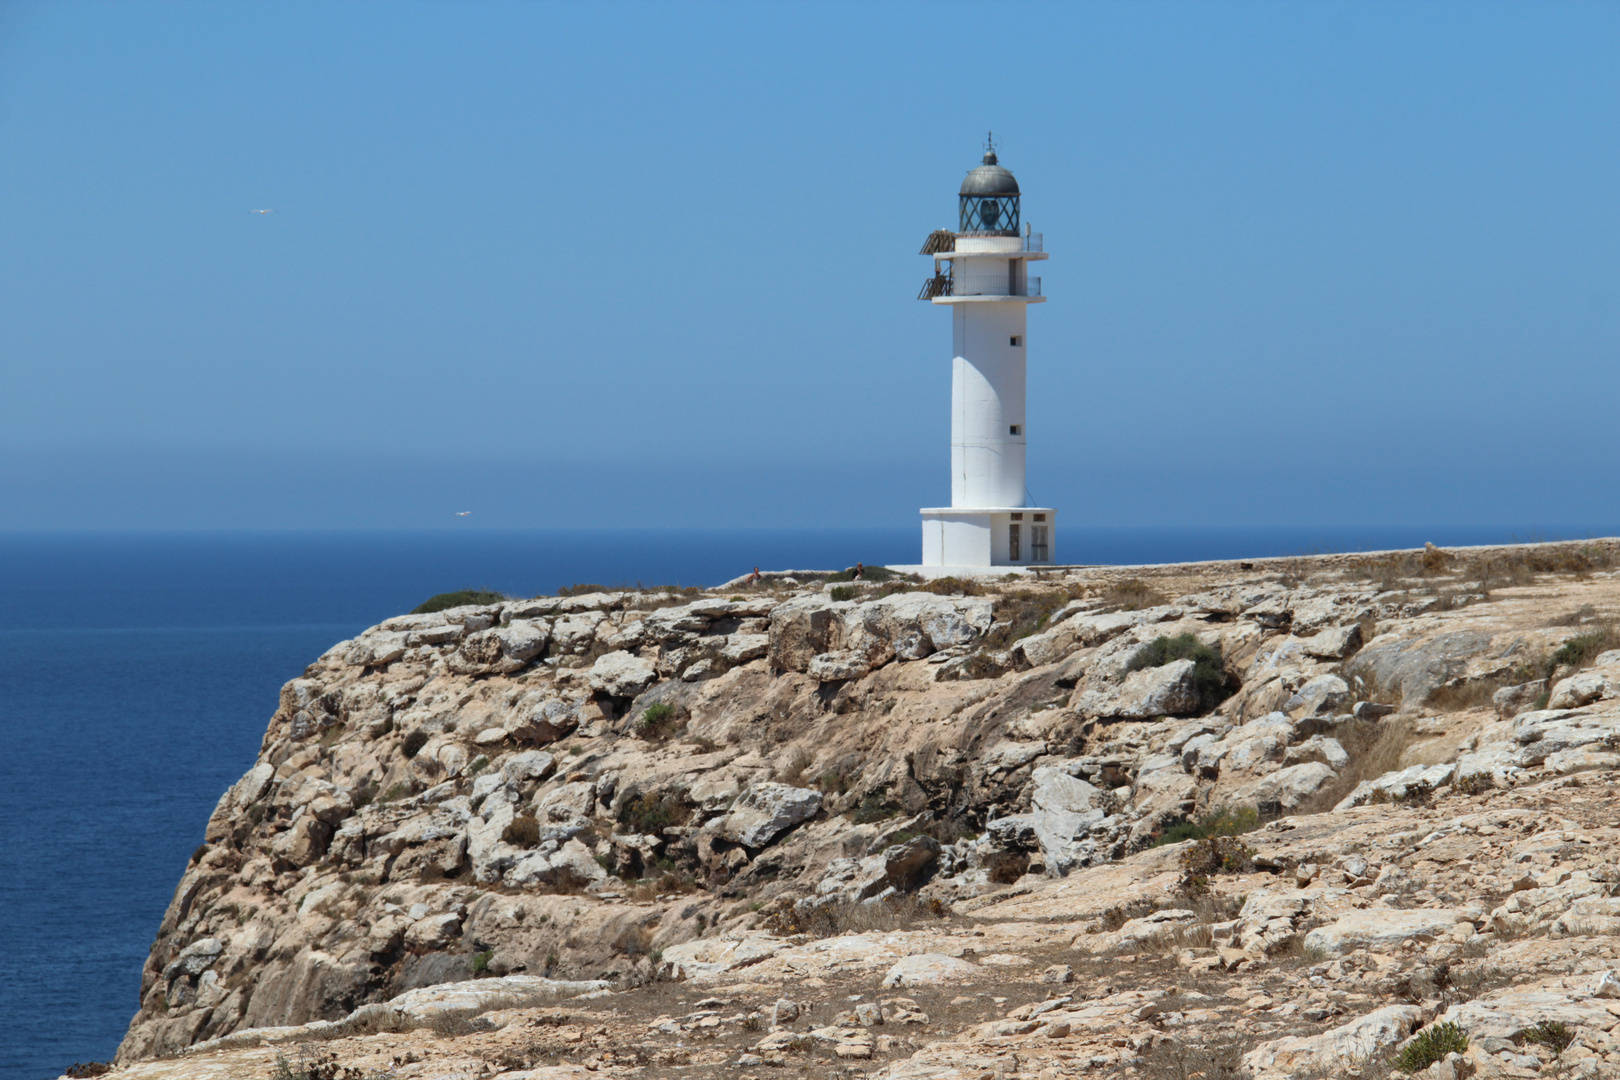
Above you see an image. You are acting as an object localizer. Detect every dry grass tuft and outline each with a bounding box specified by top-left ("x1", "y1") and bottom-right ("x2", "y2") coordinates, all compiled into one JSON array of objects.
[
  {"x1": 1102, "y1": 578, "x2": 1169, "y2": 612},
  {"x1": 760, "y1": 894, "x2": 953, "y2": 938},
  {"x1": 1294, "y1": 718, "x2": 1417, "y2": 814}
]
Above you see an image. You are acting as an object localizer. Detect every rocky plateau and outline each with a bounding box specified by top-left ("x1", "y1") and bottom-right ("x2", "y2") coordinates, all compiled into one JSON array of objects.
[{"x1": 69, "y1": 540, "x2": 1620, "y2": 1080}]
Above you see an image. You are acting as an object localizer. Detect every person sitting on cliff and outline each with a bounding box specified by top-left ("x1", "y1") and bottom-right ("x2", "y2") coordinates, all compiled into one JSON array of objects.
[
  {"x1": 747, "y1": 566, "x2": 761, "y2": 585},
  {"x1": 853, "y1": 562, "x2": 865, "y2": 580}
]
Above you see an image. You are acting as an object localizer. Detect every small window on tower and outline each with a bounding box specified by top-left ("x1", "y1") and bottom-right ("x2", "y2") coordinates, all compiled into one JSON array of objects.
[
  {"x1": 1034, "y1": 513, "x2": 1046, "y2": 522},
  {"x1": 1009, "y1": 425, "x2": 1022, "y2": 436},
  {"x1": 1010, "y1": 336, "x2": 1023, "y2": 346},
  {"x1": 1011, "y1": 512, "x2": 1023, "y2": 520}
]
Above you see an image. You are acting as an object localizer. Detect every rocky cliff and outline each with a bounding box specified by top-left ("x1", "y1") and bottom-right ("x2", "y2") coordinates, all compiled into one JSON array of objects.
[{"x1": 95, "y1": 542, "x2": 1620, "y2": 1080}]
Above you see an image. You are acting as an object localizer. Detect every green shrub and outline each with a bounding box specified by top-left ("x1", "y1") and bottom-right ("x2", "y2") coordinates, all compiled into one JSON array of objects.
[
  {"x1": 617, "y1": 790, "x2": 692, "y2": 834},
  {"x1": 1128, "y1": 633, "x2": 1232, "y2": 710},
  {"x1": 635, "y1": 703, "x2": 682, "y2": 741},
  {"x1": 1153, "y1": 805, "x2": 1261, "y2": 846},
  {"x1": 400, "y1": 730, "x2": 429, "y2": 758},
  {"x1": 377, "y1": 781, "x2": 412, "y2": 804},
  {"x1": 829, "y1": 585, "x2": 858, "y2": 602},
  {"x1": 410, "y1": 590, "x2": 504, "y2": 614},
  {"x1": 467, "y1": 755, "x2": 489, "y2": 776},
  {"x1": 557, "y1": 583, "x2": 608, "y2": 597},
  {"x1": 1552, "y1": 626, "x2": 1619, "y2": 670},
  {"x1": 1392, "y1": 1021, "x2": 1468, "y2": 1072},
  {"x1": 1521, "y1": 1020, "x2": 1575, "y2": 1055},
  {"x1": 471, "y1": 949, "x2": 493, "y2": 974},
  {"x1": 851, "y1": 793, "x2": 898, "y2": 824}
]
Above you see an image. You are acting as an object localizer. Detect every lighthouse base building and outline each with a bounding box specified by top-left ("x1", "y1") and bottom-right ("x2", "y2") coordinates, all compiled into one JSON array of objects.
[{"x1": 908, "y1": 144, "x2": 1057, "y2": 573}]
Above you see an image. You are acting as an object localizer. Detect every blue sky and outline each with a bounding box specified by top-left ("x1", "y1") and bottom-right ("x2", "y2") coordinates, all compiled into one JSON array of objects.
[{"x1": 1, "y1": 1, "x2": 1615, "y2": 530}]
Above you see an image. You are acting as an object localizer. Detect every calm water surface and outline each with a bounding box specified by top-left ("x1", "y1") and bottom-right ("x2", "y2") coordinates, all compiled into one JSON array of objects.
[{"x1": 0, "y1": 525, "x2": 1611, "y2": 1078}]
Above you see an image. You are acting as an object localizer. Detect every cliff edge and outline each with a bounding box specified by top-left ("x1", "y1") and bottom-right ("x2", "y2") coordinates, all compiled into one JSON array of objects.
[{"x1": 99, "y1": 542, "x2": 1620, "y2": 1079}]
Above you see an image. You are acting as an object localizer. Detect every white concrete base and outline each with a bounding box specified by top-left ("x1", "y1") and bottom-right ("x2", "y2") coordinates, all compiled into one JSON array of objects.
[
  {"x1": 886, "y1": 564, "x2": 1044, "y2": 581},
  {"x1": 920, "y1": 506, "x2": 1055, "y2": 568}
]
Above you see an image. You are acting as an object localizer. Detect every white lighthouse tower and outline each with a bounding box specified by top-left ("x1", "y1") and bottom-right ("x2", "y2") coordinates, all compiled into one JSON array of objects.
[{"x1": 917, "y1": 141, "x2": 1055, "y2": 569}]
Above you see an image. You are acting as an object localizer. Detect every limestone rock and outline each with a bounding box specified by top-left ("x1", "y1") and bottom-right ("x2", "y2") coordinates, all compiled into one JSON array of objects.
[
  {"x1": 1303, "y1": 909, "x2": 1465, "y2": 955},
  {"x1": 1243, "y1": 1004, "x2": 1423, "y2": 1076},
  {"x1": 1548, "y1": 669, "x2": 1617, "y2": 709},
  {"x1": 717, "y1": 783, "x2": 822, "y2": 848},
  {"x1": 1075, "y1": 658, "x2": 1201, "y2": 720},
  {"x1": 1283, "y1": 673, "x2": 1349, "y2": 717},
  {"x1": 883, "y1": 835, "x2": 942, "y2": 892},
  {"x1": 1335, "y1": 762, "x2": 1456, "y2": 809},
  {"x1": 1301, "y1": 622, "x2": 1363, "y2": 660},
  {"x1": 588, "y1": 651, "x2": 658, "y2": 697},
  {"x1": 880, "y1": 954, "x2": 982, "y2": 988}
]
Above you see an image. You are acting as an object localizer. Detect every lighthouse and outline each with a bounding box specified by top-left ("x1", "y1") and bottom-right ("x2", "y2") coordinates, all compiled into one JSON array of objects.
[{"x1": 916, "y1": 141, "x2": 1055, "y2": 569}]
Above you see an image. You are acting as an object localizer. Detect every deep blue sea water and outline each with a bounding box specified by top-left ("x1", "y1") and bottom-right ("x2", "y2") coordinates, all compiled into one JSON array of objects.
[{"x1": 2, "y1": 524, "x2": 1615, "y2": 1079}]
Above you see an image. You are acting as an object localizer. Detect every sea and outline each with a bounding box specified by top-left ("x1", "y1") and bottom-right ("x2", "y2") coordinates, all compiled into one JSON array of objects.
[{"x1": 0, "y1": 524, "x2": 1611, "y2": 1079}]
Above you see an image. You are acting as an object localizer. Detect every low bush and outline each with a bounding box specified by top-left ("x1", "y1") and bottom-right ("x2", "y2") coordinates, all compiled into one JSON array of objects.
[
  {"x1": 978, "y1": 590, "x2": 1070, "y2": 650},
  {"x1": 825, "y1": 564, "x2": 905, "y2": 583},
  {"x1": 1391, "y1": 1021, "x2": 1468, "y2": 1073},
  {"x1": 920, "y1": 576, "x2": 982, "y2": 596},
  {"x1": 1552, "y1": 625, "x2": 1620, "y2": 670},
  {"x1": 829, "y1": 585, "x2": 858, "y2": 602},
  {"x1": 400, "y1": 730, "x2": 430, "y2": 758},
  {"x1": 411, "y1": 590, "x2": 504, "y2": 614},
  {"x1": 761, "y1": 894, "x2": 950, "y2": 938},
  {"x1": 634, "y1": 703, "x2": 682, "y2": 741},
  {"x1": 1177, "y1": 836, "x2": 1255, "y2": 896},
  {"x1": 616, "y1": 790, "x2": 691, "y2": 835},
  {"x1": 502, "y1": 814, "x2": 540, "y2": 846},
  {"x1": 851, "y1": 793, "x2": 899, "y2": 824},
  {"x1": 1521, "y1": 1020, "x2": 1575, "y2": 1055},
  {"x1": 1128, "y1": 633, "x2": 1232, "y2": 711},
  {"x1": 471, "y1": 949, "x2": 493, "y2": 974},
  {"x1": 1103, "y1": 578, "x2": 1168, "y2": 611},
  {"x1": 1153, "y1": 805, "x2": 1261, "y2": 846}
]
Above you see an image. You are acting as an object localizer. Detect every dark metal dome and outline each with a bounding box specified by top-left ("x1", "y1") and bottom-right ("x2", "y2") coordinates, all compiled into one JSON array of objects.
[{"x1": 959, "y1": 149, "x2": 1020, "y2": 197}]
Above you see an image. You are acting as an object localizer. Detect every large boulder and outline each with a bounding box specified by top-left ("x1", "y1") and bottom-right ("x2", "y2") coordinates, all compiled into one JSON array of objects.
[
  {"x1": 1074, "y1": 658, "x2": 1201, "y2": 720},
  {"x1": 717, "y1": 783, "x2": 822, "y2": 848},
  {"x1": 1343, "y1": 630, "x2": 1497, "y2": 706},
  {"x1": 883, "y1": 835, "x2": 942, "y2": 892},
  {"x1": 1301, "y1": 623, "x2": 1363, "y2": 660},
  {"x1": 985, "y1": 765, "x2": 1107, "y2": 875},
  {"x1": 880, "y1": 954, "x2": 982, "y2": 988},
  {"x1": 768, "y1": 595, "x2": 846, "y2": 672},
  {"x1": 1243, "y1": 1005, "x2": 1423, "y2": 1077},
  {"x1": 1302, "y1": 909, "x2": 1466, "y2": 955},
  {"x1": 1225, "y1": 761, "x2": 1337, "y2": 811},
  {"x1": 1283, "y1": 673, "x2": 1349, "y2": 717},
  {"x1": 1335, "y1": 763, "x2": 1456, "y2": 809},
  {"x1": 588, "y1": 651, "x2": 658, "y2": 697},
  {"x1": 449, "y1": 620, "x2": 550, "y2": 675},
  {"x1": 847, "y1": 592, "x2": 993, "y2": 661}
]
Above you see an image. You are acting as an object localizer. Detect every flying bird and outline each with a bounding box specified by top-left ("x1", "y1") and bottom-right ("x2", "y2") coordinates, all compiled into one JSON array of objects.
[
  {"x1": 455, "y1": 511, "x2": 473, "y2": 517},
  {"x1": 250, "y1": 209, "x2": 275, "y2": 214}
]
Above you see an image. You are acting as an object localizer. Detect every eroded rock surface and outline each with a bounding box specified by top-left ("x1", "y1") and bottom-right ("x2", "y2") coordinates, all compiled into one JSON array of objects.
[{"x1": 84, "y1": 541, "x2": 1620, "y2": 1080}]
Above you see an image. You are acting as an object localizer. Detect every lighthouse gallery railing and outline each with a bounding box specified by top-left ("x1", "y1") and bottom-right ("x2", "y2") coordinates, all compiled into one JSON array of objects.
[{"x1": 918, "y1": 274, "x2": 1042, "y2": 300}]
